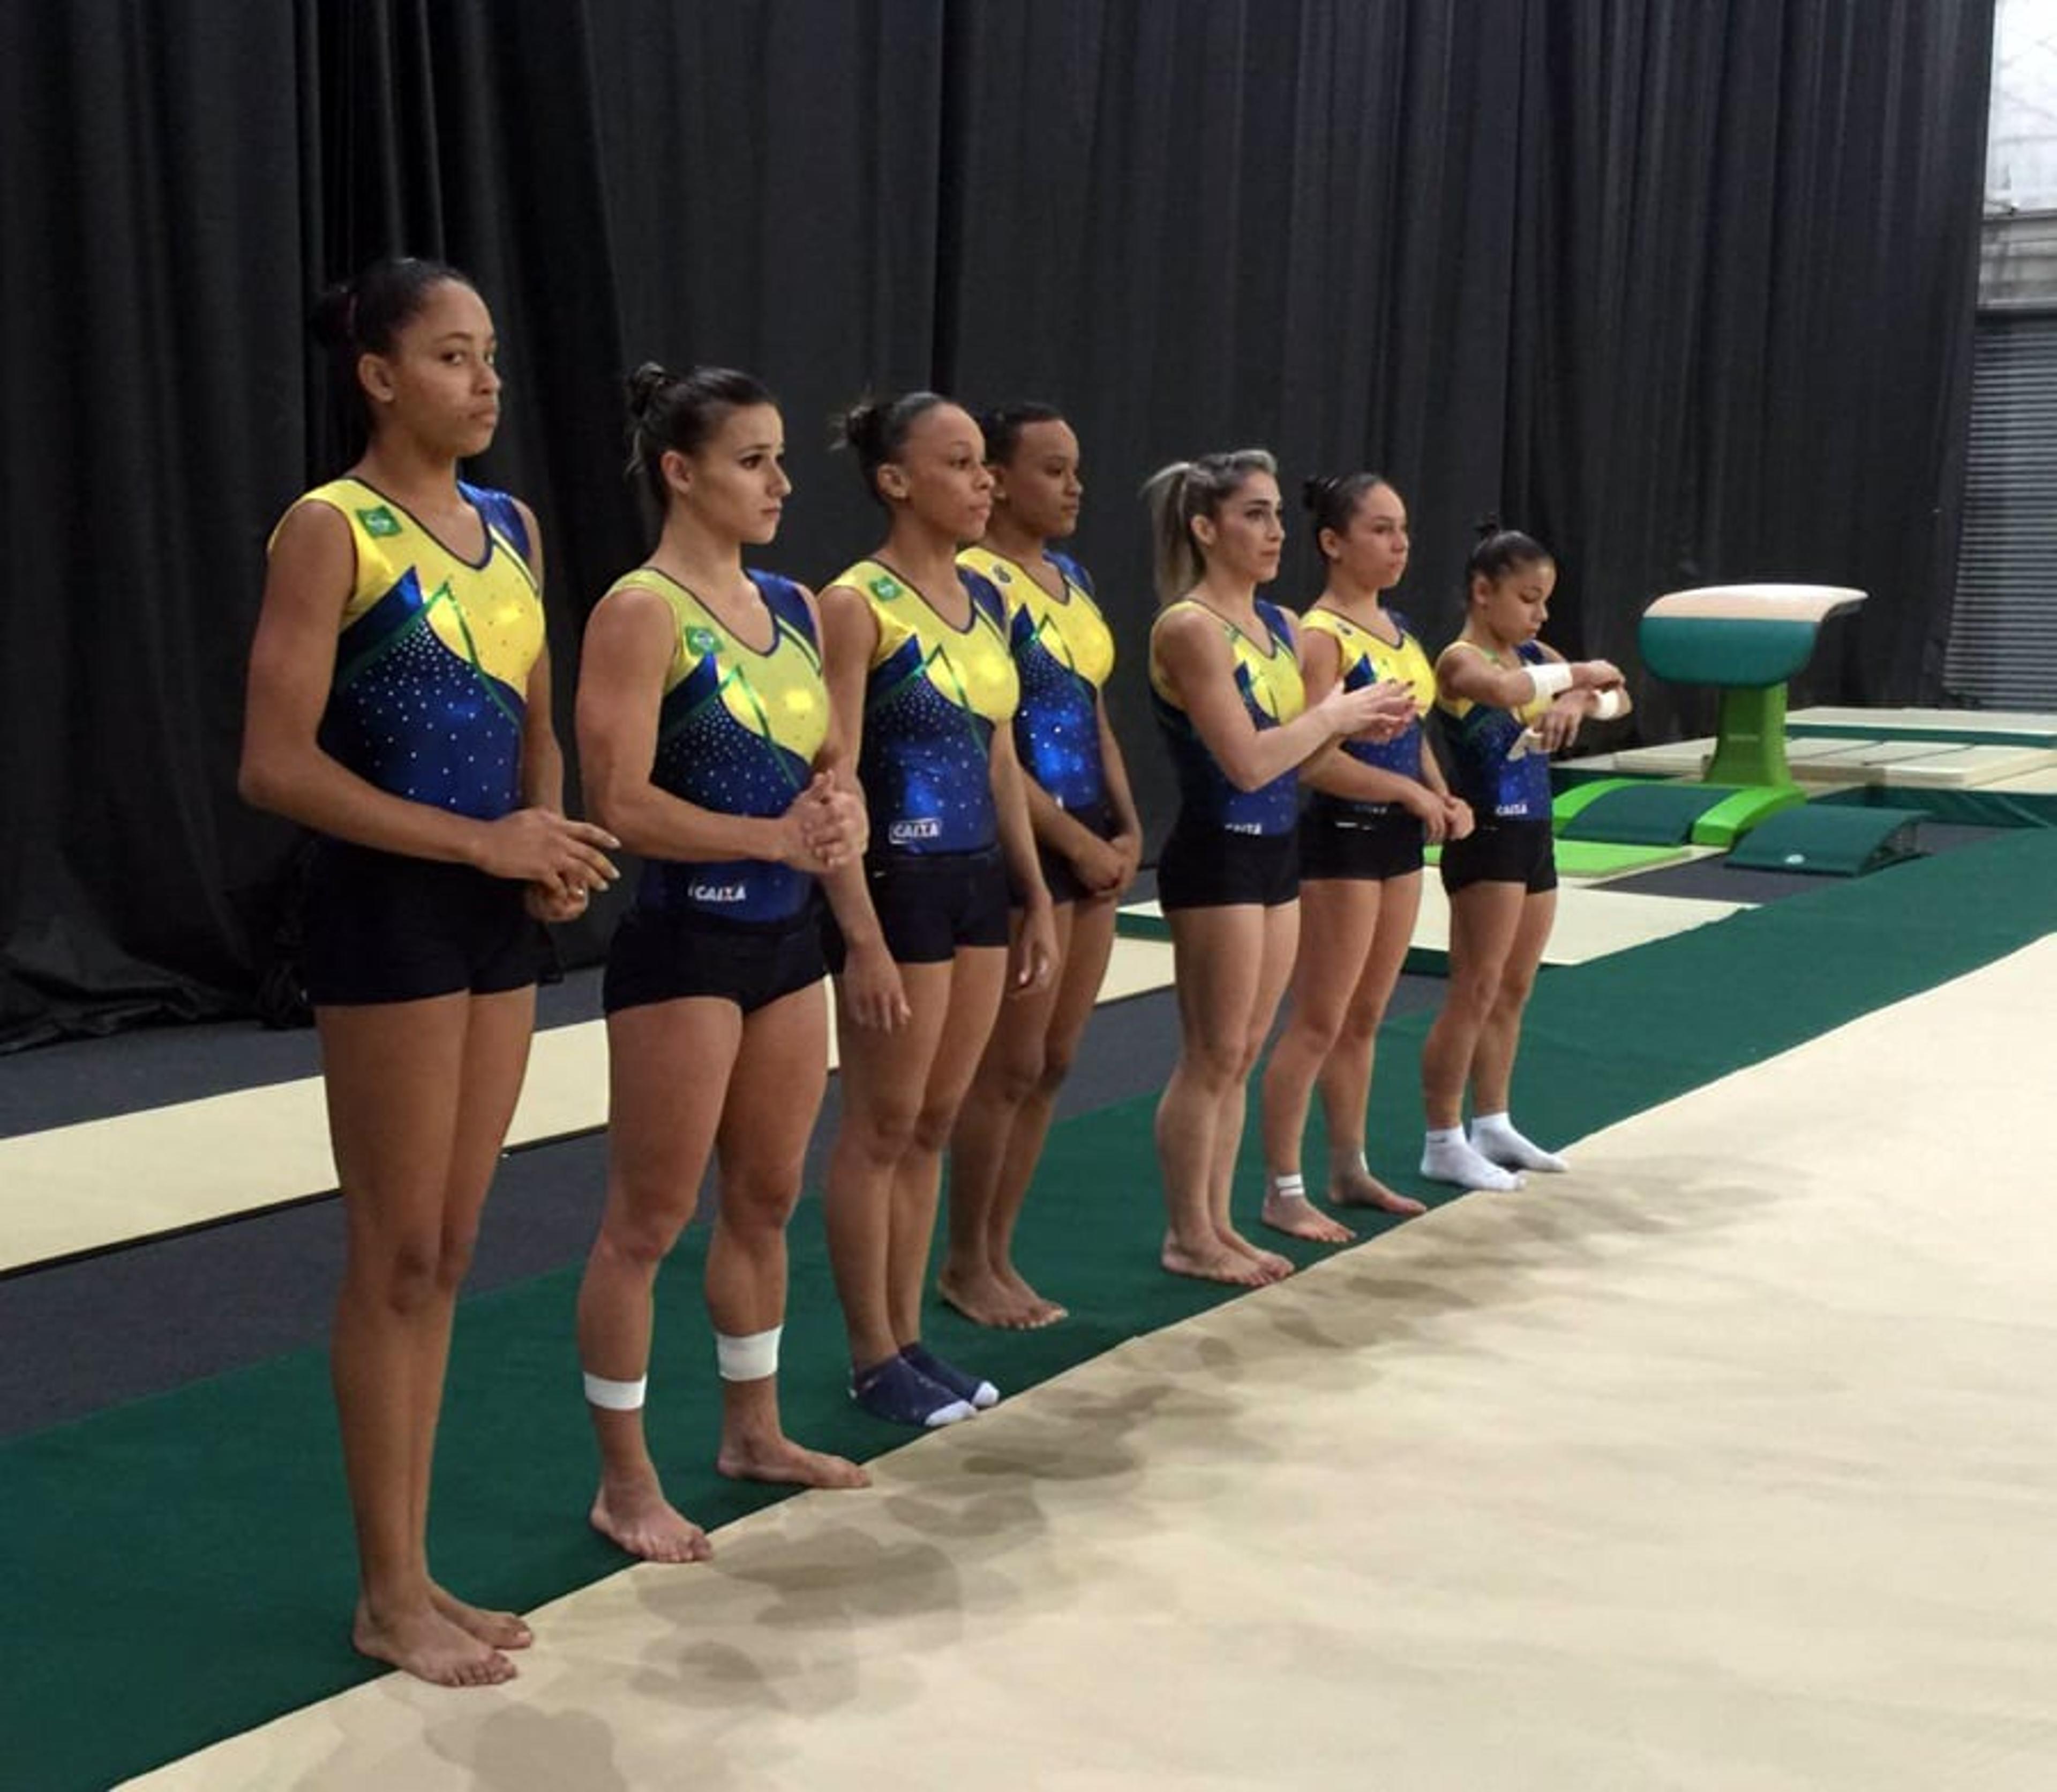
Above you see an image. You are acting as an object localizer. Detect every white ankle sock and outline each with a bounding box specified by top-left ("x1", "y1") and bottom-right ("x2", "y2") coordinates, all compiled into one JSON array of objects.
[
  {"x1": 1421, "y1": 1129, "x2": 1523, "y2": 1192},
  {"x1": 1468, "y1": 1112, "x2": 1568, "y2": 1173}
]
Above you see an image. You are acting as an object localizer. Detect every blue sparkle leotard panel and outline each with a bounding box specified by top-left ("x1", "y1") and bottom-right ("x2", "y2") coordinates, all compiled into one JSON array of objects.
[
  {"x1": 959, "y1": 545, "x2": 1114, "y2": 814},
  {"x1": 838, "y1": 558, "x2": 1019, "y2": 854},
  {"x1": 286, "y1": 477, "x2": 543, "y2": 821},
  {"x1": 624, "y1": 568, "x2": 829, "y2": 923},
  {"x1": 1147, "y1": 598, "x2": 1306, "y2": 836},
  {"x1": 1436, "y1": 639, "x2": 1556, "y2": 820},
  {"x1": 1301, "y1": 605, "x2": 1436, "y2": 816}
]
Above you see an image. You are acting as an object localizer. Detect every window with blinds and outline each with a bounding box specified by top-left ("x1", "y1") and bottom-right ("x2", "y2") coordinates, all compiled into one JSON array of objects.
[{"x1": 1948, "y1": 312, "x2": 2057, "y2": 709}]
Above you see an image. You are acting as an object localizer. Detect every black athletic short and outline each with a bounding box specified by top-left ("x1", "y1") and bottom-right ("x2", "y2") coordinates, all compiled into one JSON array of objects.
[
  {"x1": 1438, "y1": 818, "x2": 1558, "y2": 895},
  {"x1": 824, "y1": 847, "x2": 1011, "y2": 968},
  {"x1": 1300, "y1": 800, "x2": 1426, "y2": 883},
  {"x1": 1030, "y1": 800, "x2": 1120, "y2": 907},
  {"x1": 302, "y1": 840, "x2": 547, "y2": 1007},
  {"x1": 603, "y1": 897, "x2": 826, "y2": 1016},
  {"x1": 1155, "y1": 818, "x2": 1300, "y2": 912}
]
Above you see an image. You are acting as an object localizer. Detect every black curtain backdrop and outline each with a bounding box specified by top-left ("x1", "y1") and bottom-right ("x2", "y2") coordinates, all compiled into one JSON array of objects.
[{"x1": 0, "y1": 0, "x2": 1995, "y2": 1051}]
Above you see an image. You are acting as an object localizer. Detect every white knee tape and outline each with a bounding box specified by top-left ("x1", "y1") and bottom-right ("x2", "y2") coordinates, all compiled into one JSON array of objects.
[
  {"x1": 715, "y1": 1326, "x2": 783, "y2": 1383},
  {"x1": 582, "y1": 1370, "x2": 648, "y2": 1411}
]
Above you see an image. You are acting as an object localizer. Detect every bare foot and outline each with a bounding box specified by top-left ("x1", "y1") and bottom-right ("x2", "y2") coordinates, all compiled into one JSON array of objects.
[
  {"x1": 1162, "y1": 1234, "x2": 1270, "y2": 1286},
  {"x1": 995, "y1": 1263, "x2": 1068, "y2": 1328},
  {"x1": 354, "y1": 1598, "x2": 515, "y2": 1688},
  {"x1": 429, "y1": 1583, "x2": 532, "y2": 1651},
  {"x1": 1218, "y1": 1227, "x2": 1295, "y2": 1283},
  {"x1": 939, "y1": 1264, "x2": 1039, "y2": 1329},
  {"x1": 590, "y1": 1480, "x2": 714, "y2": 1564},
  {"x1": 1260, "y1": 1189, "x2": 1356, "y2": 1243},
  {"x1": 1330, "y1": 1166, "x2": 1427, "y2": 1216},
  {"x1": 718, "y1": 1432, "x2": 872, "y2": 1490}
]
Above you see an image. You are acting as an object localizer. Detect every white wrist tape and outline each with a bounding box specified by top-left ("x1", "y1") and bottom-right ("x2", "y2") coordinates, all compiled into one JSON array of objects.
[
  {"x1": 1526, "y1": 660, "x2": 1574, "y2": 699},
  {"x1": 715, "y1": 1325, "x2": 783, "y2": 1383},
  {"x1": 1590, "y1": 687, "x2": 1625, "y2": 720},
  {"x1": 583, "y1": 1370, "x2": 648, "y2": 1411}
]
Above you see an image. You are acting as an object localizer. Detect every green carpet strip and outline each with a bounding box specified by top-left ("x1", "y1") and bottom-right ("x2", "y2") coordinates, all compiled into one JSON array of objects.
[{"x1": 6, "y1": 831, "x2": 2056, "y2": 1790}]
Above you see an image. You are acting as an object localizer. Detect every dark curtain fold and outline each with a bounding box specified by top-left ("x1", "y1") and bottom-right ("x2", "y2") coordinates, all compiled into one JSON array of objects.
[
  {"x1": 0, "y1": 1, "x2": 310, "y2": 1048},
  {"x1": 933, "y1": 0, "x2": 1535, "y2": 839},
  {"x1": 0, "y1": 0, "x2": 1996, "y2": 1050},
  {"x1": 1505, "y1": 0, "x2": 1994, "y2": 745},
  {"x1": 582, "y1": 0, "x2": 950, "y2": 601}
]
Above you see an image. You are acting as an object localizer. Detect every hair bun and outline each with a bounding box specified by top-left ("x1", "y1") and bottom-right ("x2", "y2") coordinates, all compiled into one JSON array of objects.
[
  {"x1": 1302, "y1": 474, "x2": 1341, "y2": 515},
  {"x1": 309, "y1": 279, "x2": 357, "y2": 351},
  {"x1": 626, "y1": 362, "x2": 675, "y2": 423},
  {"x1": 834, "y1": 396, "x2": 885, "y2": 457},
  {"x1": 1473, "y1": 513, "x2": 1504, "y2": 541}
]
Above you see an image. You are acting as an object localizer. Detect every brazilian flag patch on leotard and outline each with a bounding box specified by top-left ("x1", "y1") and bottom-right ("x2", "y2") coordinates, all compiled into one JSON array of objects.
[{"x1": 356, "y1": 505, "x2": 402, "y2": 538}]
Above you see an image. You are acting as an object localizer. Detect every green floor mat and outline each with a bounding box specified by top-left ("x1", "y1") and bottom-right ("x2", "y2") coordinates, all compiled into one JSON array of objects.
[
  {"x1": 1553, "y1": 837, "x2": 1691, "y2": 876},
  {"x1": 8, "y1": 831, "x2": 2057, "y2": 1790},
  {"x1": 1726, "y1": 804, "x2": 1927, "y2": 875},
  {"x1": 1557, "y1": 781, "x2": 1742, "y2": 845},
  {"x1": 1816, "y1": 782, "x2": 2057, "y2": 830},
  {"x1": 1115, "y1": 902, "x2": 1170, "y2": 942},
  {"x1": 1787, "y1": 721, "x2": 2057, "y2": 748}
]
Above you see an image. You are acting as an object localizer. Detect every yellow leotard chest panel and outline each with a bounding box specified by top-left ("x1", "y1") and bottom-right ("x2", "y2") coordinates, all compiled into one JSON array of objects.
[
  {"x1": 611, "y1": 569, "x2": 828, "y2": 765},
  {"x1": 838, "y1": 558, "x2": 1019, "y2": 726},
  {"x1": 1303, "y1": 608, "x2": 1436, "y2": 713},
  {"x1": 297, "y1": 478, "x2": 543, "y2": 693},
  {"x1": 959, "y1": 547, "x2": 1116, "y2": 692},
  {"x1": 1434, "y1": 641, "x2": 1553, "y2": 725},
  {"x1": 1149, "y1": 598, "x2": 1305, "y2": 724}
]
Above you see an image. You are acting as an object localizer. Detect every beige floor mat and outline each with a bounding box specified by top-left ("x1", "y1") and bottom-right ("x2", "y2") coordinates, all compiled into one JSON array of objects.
[
  {"x1": 123, "y1": 940, "x2": 2057, "y2": 1791},
  {"x1": 1409, "y1": 878, "x2": 1747, "y2": 963},
  {"x1": 1124, "y1": 878, "x2": 1749, "y2": 965},
  {"x1": 0, "y1": 936, "x2": 1177, "y2": 1272},
  {"x1": 1786, "y1": 704, "x2": 2057, "y2": 739},
  {"x1": 1579, "y1": 703, "x2": 2057, "y2": 789}
]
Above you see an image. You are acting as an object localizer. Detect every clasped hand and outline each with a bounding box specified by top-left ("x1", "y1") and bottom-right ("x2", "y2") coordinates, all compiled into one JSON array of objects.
[{"x1": 781, "y1": 770, "x2": 867, "y2": 873}]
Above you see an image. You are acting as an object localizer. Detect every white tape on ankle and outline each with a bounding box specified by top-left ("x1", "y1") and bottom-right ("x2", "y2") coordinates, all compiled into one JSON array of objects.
[
  {"x1": 715, "y1": 1325, "x2": 783, "y2": 1383},
  {"x1": 582, "y1": 1370, "x2": 648, "y2": 1411}
]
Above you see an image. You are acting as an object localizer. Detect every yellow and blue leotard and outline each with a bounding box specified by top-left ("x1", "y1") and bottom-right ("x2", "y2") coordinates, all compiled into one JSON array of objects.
[
  {"x1": 1436, "y1": 639, "x2": 1555, "y2": 821},
  {"x1": 838, "y1": 558, "x2": 1019, "y2": 854},
  {"x1": 619, "y1": 568, "x2": 829, "y2": 923},
  {"x1": 959, "y1": 545, "x2": 1114, "y2": 814},
  {"x1": 1148, "y1": 597, "x2": 1305, "y2": 836},
  {"x1": 1301, "y1": 605, "x2": 1436, "y2": 818},
  {"x1": 288, "y1": 477, "x2": 543, "y2": 821}
]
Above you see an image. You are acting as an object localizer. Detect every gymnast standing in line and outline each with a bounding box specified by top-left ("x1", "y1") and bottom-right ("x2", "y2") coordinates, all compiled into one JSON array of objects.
[
  {"x1": 1418, "y1": 525, "x2": 1627, "y2": 1191},
  {"x1": 571, "y1": 364, "x2": 873, "y2": 1566},
  {"x1": 816, "y1": 393, "x2": 1057, "y2": 1427},
  {"x1": 1142, "y1": 451, "x2": 1415, "y2": 1286},
  {"x1": 942, "y1": 403, "x2": 1143, "y2": 1329},
  {"x1": 1257, "y1": 473, "x2": 1471, "y2": 1239},
  {"x1": 241, "y1": 257, "x2": 618, "y2": 1685}
]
